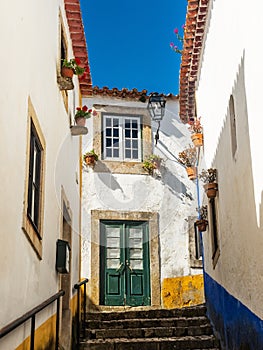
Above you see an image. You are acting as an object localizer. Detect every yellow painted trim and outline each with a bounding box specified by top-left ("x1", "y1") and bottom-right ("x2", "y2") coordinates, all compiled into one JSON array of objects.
[
  {"x1": 14, "y1": 294, "x2": 78, "y2": 350},
  {"x1": 162, "y1": 274, "x2": 204, "y2": 309},
  {"x1": 15, "y1": 314, "x2": 56, "y2": 350}
]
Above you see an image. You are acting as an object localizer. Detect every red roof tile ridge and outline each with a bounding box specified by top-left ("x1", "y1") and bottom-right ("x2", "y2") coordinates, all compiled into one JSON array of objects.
[
  {"x1": 91, "y1": 86, "x2": 178, "y2": 100},
  {"x1": 179, "y1": 0, "x2": 210, "y2": 123}
]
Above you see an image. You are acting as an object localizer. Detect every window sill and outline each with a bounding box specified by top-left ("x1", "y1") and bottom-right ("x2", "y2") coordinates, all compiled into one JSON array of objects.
[{"x1": 92, "y1": 160, "x2": 147, "y2": 175}]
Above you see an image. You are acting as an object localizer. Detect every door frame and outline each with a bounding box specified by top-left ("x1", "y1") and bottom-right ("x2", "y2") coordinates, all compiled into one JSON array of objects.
[{"x1": 89, "y1": 210, "x2": 160, "y2": 307}]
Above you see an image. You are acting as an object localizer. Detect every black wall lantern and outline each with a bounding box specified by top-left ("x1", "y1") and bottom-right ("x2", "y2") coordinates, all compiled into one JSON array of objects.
[
  {"x1": 147, "y1": 92, "x2": 166, "y2": 144},
  {"x1": 147, "y1": 92, "x2": 166, "y2": 122},
  {"x1": 56, "y1": 239, "x2": 71, "y2": 273}
]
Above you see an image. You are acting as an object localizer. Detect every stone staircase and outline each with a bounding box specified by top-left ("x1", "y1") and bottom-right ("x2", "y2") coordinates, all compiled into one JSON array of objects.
[{"x1": 79, "y1": 304, "x2": 221, "y2": 349}]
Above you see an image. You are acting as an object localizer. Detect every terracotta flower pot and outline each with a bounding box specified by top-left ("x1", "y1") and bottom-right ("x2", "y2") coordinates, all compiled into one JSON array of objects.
[
  {"x1": 84, "y1": 155, "x2": 96, "y2": 165},
  {"x1": 61, "y1": 66, "x2": 74, "y2": 78},
  {"x1": 195, "y1": 219, "x2": 208, "y2": 232},
  {"x1": 186, "y1": 166, "x2": 196, "y2": 180},
  {"x1": 204, "y1": 182, "x2": 218, "y2": 198},
  {"x1": 191, "y1": 133, "x2": 203, "y2": 147},
  {"x1": 75, "y1": 117, "x2": 86, "y2": 126}
]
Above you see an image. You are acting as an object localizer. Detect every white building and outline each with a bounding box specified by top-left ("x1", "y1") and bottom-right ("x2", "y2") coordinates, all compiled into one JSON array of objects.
[
  {"x1": 180, "y1": 0, "x2": 263, "y2": 348},
  {"x1": 0, "y1": 0, "x2": 92, "y2": 349},
  {"x1": 81, "y1": 87, "x2": 204, "y2": 309}
]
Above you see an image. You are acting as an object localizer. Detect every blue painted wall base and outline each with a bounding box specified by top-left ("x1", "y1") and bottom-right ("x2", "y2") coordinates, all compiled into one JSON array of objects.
[{"x1": 204, "y1": 272, "x2": 263, "y2": 349}]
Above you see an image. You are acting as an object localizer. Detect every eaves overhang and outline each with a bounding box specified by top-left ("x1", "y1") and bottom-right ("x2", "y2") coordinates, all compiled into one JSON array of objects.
[
  {"x1": 64, "y1": 0, "x2": 93, "y2": 96},
  {"x1": 179, "y1": 0, "x2": 210, "y2": 123}
]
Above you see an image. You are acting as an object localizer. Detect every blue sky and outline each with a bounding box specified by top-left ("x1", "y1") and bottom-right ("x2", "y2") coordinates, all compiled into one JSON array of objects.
[{"x1": 79, "y1": 0, "x2": 187, "y2": 95}]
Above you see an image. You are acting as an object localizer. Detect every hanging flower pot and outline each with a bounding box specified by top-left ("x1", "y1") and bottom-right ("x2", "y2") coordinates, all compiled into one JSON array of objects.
[
  {"x1": 188, "y1": 117, "x2": 203, "y2": 147},
  {"x1": 199, "y1": 168, "x2": 218, "y2": 198},
  {"x1": 195, "y1": 219, "x2": 208, "y2": 232},
  {"x1": 84, "y1": 155, "x2": 96, "y2": 165},
  {"x1": 186, "y1": 166, "x2": 196, "y2": 180},
  {"x1": 191, "y1": 133, "x2": 203, "y2": 147},
  {"x1": 62, "y1": 58, "x2": 85, "y2": 77},
  {"x1": 204, "y1": 182, "x2": 218, "y2": 198},
  {"x1": 142, "y1": 154, "x2": 162, "y2": 175},
  {"x1": 75, "y1": 116, "x2": 86, "y2": 126},
  {"x1": 83, "y1": 150, "x2": 99, "y2": 166},
  {"x1": 61, "y1": 66, "x2": 74, "y2": 78}
]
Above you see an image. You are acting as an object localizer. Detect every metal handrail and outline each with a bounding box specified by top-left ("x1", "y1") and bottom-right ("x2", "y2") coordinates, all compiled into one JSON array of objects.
[
  {"x1": 0, "y1": 290, "x2": 65, "y2": 350},
  {"x1": 74, "y1": 278, "x2": 89, "y2": 349}
]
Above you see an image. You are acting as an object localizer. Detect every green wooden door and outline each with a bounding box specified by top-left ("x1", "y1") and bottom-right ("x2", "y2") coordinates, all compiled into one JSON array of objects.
[{"x1": 100, "y1": 221, "x2": 150, "y2": 306}]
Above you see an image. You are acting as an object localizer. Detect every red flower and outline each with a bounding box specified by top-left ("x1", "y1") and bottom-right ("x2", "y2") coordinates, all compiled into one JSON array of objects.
[
  {"x1": 82, "y1": 105, "x2": 88, "y2": 112},
  {"x1": 76, "y1": 107, "x2": 81, "y2": 111},
  {"x1": 174, "y1": 28, "x2": 179, "y2": 34},
  {"x1": 75, "y1": 58, "x2": 81, "y2": 65},
  {"x1": 88, "y1": 109, "x2": 92, "y2": 113}
]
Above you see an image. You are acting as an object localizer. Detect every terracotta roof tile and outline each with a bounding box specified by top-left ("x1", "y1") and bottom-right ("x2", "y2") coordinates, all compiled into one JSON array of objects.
[
  {"x1": 91, "y1": 86, "x2": 178, "y2": 101},
  {"x1": 64, "y1": 0, "x2": 93, "y2": 96},
  {"x1": 179, "y1": 0, "x2": 210, "y2": 122}
]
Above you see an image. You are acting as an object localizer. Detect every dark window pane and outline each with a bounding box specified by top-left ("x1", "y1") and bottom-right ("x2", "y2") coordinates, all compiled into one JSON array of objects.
[
  {"x1": 132, "y1": 130, "x2": 138, "y2": 138},
  {"x1": 113, "y1": 128, "x2": 119, "y2": 137},
  {"x1": 106, "y1": 118, "x2": 111, "y2": 127},
  {"x1": 27, "y1": 122, "x2": 42, "y2": 232},
  {"x1": 125, "y1": 150, "x2": 131, "y2": 158},
  {"x1": 125, "y1": 140, "x2": 131, "y2": 148},
  {"x1": 125, "y1": 120, "x2": 131, "y2": 129},
  {"x1": 106, "y1": 128, "x2": 112, "y2": 137},
  {"x1": 132, "y1": 150, "x2": 138, "y2": 158},
  {"x1": 132, "y1": 140, "x2": 138, "y2": 148},
  {"x1": 113, "y1": 118, "x2": 119, "y2": 127},
  {"x1": 106, "y1": 149, "x2": 112, "y2": 157},
  {"x1": 132, "y1": 120, "x2": 138, "y2": 128},
  {"x1": 106, "y1": 138, "x2": 112, "y2": 147},
  {"x1": 125, "y1": 129, "x2": 131, "y2": 138},
  {"x1": 113, "y1": 138, "x2": 119, "y2": 146},
  {"x1": 113, "y1": 149, "x2": 119, "y2": 157}
]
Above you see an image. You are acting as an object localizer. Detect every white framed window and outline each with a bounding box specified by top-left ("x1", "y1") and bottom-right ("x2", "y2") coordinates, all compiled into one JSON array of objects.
[{"x1": 103, "y1": 114, "x2": 142, "y2": 161}]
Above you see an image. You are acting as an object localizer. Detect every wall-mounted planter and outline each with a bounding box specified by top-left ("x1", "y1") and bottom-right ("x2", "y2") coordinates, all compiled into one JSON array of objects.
[
  {"x1": 186, "y1": 166, "x2": 196, "y2": 180},
  {"x1": 204, "y1": 182, "x2": 218, "y2": 198},
  {"x1": 61, "y1": 67, "x2": 74, "y2": 78},
  {"x1": 75, "y1": 116, "x2": 86, "y2": 127},
  {"x1": 191, "y1": 133, "x2": 203, "y2": 147},
  {"x1": 84, "y1": 155, "x2": 96, "y2": 165},
  {"x1": 195, "y1": 219, "x2": 208, "y2": 232}
]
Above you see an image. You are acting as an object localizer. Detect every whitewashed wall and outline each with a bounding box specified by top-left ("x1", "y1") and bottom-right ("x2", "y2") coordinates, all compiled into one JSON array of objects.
[
  {"x1": 196, "y1": 0, "x2": 263, "y2": 321},
  {"x1": 196, "y1": 0, "x2": 263, "y2": 223},
  {"x1": 0, "y1": 1, "x2": 81, "y2": 348},
  {"x1": 82, "y1": 95, "x2": 202, "y2": 288}
]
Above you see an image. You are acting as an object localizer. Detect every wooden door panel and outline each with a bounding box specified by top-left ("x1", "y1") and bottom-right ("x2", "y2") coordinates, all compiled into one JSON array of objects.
[{"x1": 101, "y1": 221, "x2": 150, "y2": 306}]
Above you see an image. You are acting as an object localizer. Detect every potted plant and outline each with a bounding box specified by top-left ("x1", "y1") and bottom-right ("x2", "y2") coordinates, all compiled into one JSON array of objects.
[
  {"x1": 199, "y1": 168, "x2": 218, "y2": 198},
  {"x1": 74, "y1": 106, "x2": 96, "y2": 126},
  {"x1": 195, "y1": 205, "x2": 208, "y2": 232},
  {"x1": 177, "y1": 146, "x2": 197, "y2": 180},
  {"x1": 83, "y1": 149, "x2": 99, "y2": 165},
  {"x1": 188, "y1": 116, "x2": 203, "y2": 147},
  {"x1": 62, "y1": 58, "x2": 85, "y2": 78},
  {"x1": 142, "y1": 154, "x2": 162, "y2": 175}
]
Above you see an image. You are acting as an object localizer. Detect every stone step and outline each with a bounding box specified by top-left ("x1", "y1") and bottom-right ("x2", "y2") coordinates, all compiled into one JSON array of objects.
[
  {"x1": 86, "y1": 304, "x2": 207, "y2": 321},
  {"x1": 85, "y1": 316, "x2": 209, "y2": 330},
  {"x1": 86, "y1": 324, "x2": 213, "y2": 339},
  {"x1": 80, "y1": 335, "x2": 221, "y2": 350}
]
